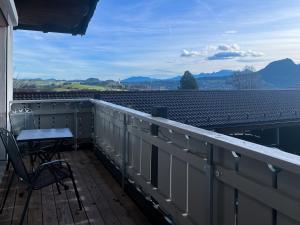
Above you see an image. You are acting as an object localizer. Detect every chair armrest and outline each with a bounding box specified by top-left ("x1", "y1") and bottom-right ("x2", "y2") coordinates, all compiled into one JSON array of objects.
[
  {"x1": 31, "y1": 160, "x2": 72, "y2": 182},
  {"x1": 34, "y1": 160, "x2": 70, "y2": 175},
  {"x1": 37, "y1": 160, "x2": 70, "y2": 171}
]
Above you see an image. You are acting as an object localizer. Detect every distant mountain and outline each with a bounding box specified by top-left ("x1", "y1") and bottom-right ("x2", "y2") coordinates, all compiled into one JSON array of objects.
[
  {"x1": 122, "y1": 76, "x2": 159, "y2": 83},
  {"x1": 15, "y1": 58, "x2": 300, "y2": 90},
  {"x1": 84, "y1": 78, "x2": 101, "y2": 84},
  {"x1": 122, "y1": 59, "x2": 300, "y2": 90},
  {"x1": 258, "y1": 58, "x2": 300, "y2": 87},
  {"x1": 195, "y1": 70, "x2": 234, "y2": 78},
  {"x1": 122, "y1": 70, "x2": 234, "y2": 83}
]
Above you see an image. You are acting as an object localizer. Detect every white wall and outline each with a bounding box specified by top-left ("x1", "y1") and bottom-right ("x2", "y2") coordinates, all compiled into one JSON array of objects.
[
  {"x1": 0, "y1": 0, "x2": 17, "y2": 172},
  {"x1": 6, "y1": 26, "x2": 13, "y2": 127},
  {"x1": 0, "y1": 26, "x2": 7, "y2": 168},
  {"x1": 0, "y1": 27, "x2": 7, "y2": 129}
]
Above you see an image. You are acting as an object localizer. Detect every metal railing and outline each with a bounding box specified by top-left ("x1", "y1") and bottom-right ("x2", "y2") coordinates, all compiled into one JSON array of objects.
[
  {"x1": 92, "y1": 99, "x2": 300, "y2": 225},
  {"x1": 10, "y1": 99, "x2": 94, "y2": 149},
  {"x1": 9, "y1": 98, "x2": 300, "y2": 225}
]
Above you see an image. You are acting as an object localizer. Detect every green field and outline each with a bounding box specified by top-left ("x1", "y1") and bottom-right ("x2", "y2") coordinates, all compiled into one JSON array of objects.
[{"x1": 13, "y1": 79, "x2": 125, "y2": 92}]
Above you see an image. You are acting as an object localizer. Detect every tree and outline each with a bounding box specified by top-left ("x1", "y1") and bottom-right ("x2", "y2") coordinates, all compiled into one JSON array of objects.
[
  {"x1": 232, "y1": 66, "x2": 262, "y2": 89},
  {"x1": 179, "y1": 71, "x2": 198, "y2": 90}
]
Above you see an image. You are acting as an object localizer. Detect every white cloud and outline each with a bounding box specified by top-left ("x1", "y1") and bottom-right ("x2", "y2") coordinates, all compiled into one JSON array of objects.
[
  {"x1": 180, "y1": 49, "x2": 201, "y2": 57},
  {"x1": 224, "y1": 30, "x2": 237, "y2": 34},
  {"x1": 208, "y1": 44, "x2": 264, "y2": 60},
  {"x1": 217, "y1": 44, "x2": 240, "y2": 51}
]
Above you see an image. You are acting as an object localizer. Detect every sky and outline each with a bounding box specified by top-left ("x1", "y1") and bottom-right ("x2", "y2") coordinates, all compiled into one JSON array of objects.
[{"x1": 13, "y1": 0, "x2": 300, "y2": 80}]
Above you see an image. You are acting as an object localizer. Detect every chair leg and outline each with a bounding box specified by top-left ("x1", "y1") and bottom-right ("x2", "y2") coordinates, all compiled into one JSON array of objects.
[
  {"x1": 0, "y1": 171, "x2": 15, "y2": 213},
  {"x1": 55, "y1": 182, "x2": 61, "y2": 194},
  {"x1": 19, "y1": 188, "x2": 32, "y2": 225},
  {"x1": 70, "y1": 172, "x2": 82, "y2": 210},
  {"x1": 30, "y1": 155, "x2": 34, "y2": 172},
  {"x1": 5, "y1": 159, "x2": 10, "y2": 171}
]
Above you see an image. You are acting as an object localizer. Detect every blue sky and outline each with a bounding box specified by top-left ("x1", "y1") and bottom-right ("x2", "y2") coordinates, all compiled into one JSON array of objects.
[{"x1": 13, "y1": 0, "x2": 300, "y2": 80}]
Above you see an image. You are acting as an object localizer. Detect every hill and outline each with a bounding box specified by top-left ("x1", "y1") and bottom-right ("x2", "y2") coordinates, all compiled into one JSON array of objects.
[
  {"x1": 122, "y1": 59, "x2": 300, "y2": 90},
  {"x1": 258, "y1": 58, "x2": 300, "y2": 88},
  {"x1": 122, "y1": 76, "x2": 159, "y2": 83},
  {"x1": 13, "y1": 58, "x2": 300, "y2": 91}
]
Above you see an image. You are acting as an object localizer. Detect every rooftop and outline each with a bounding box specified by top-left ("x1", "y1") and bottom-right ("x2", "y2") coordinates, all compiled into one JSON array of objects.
[
  {"x1": 94, "y1": 90, "x2": 300, "y2": 130},
  {"x1": 14, "y1": 90, "x2": 300, "y2": 130}
]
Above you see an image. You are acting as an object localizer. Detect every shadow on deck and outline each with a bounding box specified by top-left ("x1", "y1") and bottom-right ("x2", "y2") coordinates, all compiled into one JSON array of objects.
[{"x1": 0, "y1": 150, "x2": 151, "y2": 225}]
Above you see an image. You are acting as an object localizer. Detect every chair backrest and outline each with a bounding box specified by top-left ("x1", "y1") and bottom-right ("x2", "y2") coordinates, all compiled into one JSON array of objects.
[{"x1": 0, "y1": 128, "x2": 30, "y2": 183}]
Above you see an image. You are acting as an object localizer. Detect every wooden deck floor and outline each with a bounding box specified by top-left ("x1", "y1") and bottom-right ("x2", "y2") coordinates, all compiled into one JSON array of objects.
[{"x1": 0, "y1": 150, "x2": 151, "y2": 225}]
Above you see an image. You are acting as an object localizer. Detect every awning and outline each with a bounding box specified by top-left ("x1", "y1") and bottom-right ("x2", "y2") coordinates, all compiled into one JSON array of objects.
[
  {"x1": 0, "y1": 0, "x2": 18, "y2": 26},
  {"x1": 14, "y1": 0, "x2": 99, "y2": 35}
]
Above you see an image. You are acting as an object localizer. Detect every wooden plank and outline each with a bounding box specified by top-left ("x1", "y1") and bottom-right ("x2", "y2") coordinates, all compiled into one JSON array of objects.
[
  {"x1": 171, "y1": 156, "x2": 187, "y2": 213},
  {"x1": 238, "y1": 156, "x2": 273, "y2": 225},
  {"x1": 277, "y1": 171, "x2": 300, "y2": 225},
  {"x1": 42, "y1": 185, "x2": 59, "y2": 225},
  {"x1": 27, "y1": 190, "x2": 42, "y2": 225},
  {"x1": 213, "y1": 147, "x2": 235, "y2": 225},
  {"x1": 66, "y1": 152, "x2": 105, "y2": 225},
  {"x1": 0, "y1": 170, "x2": 16, "y2": 225},
  {"x1": 188, "y1": 165, "x2": 208, "y2": 225},
  {"x1": 0, "y1": 150, "x2": 151, "y2": 225},
  {"x1": 81, "y1": 151, "x2": 149, "y2": 225},
  {"x1": 11, "y1": 177, "x2": 28, "y2": 225},
  {"x1": 91, "y1": 179, "x2": 136, "y2": 225},
  {"x1": 84, "y1": 150, "x2": 151, "y2": 225},
  {"x1": 86, "y1": 150, "x2": 151, "y2": 225},
  {"x1": 53, "y1": 180, "x2": 75, "y2": 225},
  {"x1": 11, "y1": 155, "x2": 32, "y2": 225},
  {"x1": 70, "y1": 151, "x2": 121, "y2": 225},
  {"x1": 64, "y1": 179, "x2": 90, "y2": 225},
  {"x1": 59, "y1": 152, "x2": 90, "y2": 225}
]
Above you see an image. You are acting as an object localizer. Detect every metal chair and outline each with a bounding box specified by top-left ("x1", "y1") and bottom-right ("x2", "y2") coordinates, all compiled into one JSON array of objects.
[{"x1": 0, "y1": 128, "x2": 82, "y2": 225}]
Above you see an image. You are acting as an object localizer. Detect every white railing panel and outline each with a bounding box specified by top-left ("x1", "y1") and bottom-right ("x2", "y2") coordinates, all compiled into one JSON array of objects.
[{"x1": 11, "y1": 99, "x2": 300, "y2": 225}]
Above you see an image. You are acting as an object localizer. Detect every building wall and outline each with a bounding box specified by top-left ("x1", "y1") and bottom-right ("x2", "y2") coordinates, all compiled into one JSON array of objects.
[
  {"x1": 0, "y1": 0, "x2": 17, "y2": 174},
  {"x1": 0, "y1": 27, "x2": 7, "y2": 163},
  {"x1": 0, "y1": 27, "x2": 7, "y2": 129},
  {"x1": 6, "y1": 26, "x2": 13, "y2": 126}
]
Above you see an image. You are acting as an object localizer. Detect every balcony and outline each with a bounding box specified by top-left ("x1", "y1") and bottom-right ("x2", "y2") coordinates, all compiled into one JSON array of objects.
[
  {"x1": 1, "y1": 98, "x2": 300, "y2": 225},
  {"x1": 0, "y1": 150, "x2": 150, "y2": 225}
]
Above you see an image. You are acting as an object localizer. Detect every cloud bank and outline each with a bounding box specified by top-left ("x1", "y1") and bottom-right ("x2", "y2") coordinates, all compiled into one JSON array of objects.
[{"x1": 208, "y1": 44, "x2": 264, "y2": 60}]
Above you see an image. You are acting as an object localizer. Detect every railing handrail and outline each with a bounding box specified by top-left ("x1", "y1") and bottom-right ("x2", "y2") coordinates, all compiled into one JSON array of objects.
[
  {"x1": 11, "y1": 98, "x2": 300, "y2": 174},
  {"x1": 10, "y1": 97, "x2": 300, "y2": 224},
  {"x1": 10, "y1": 98, "x2": 92, "y2": 104},
  {"x1": 91, "y1": 99, "x2": 300, "y2": 175}
]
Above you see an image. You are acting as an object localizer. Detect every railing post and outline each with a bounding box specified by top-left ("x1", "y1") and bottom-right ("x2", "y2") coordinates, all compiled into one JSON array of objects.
[
  {"x1": 150, "y1": 106, "x2": 168, "y2": 188},
  {"x1": 207, "y1": 143, "x2": 214, "y2": 225},
  {"x1": 74, "y1": 104, "x2": 78, "y2": 151},
  {"x1": 122, "y1": 113, "x2": 128, "y2": 190},
  {"x1": 150, "y1": 126, "x2": 159, "y2": 187}
]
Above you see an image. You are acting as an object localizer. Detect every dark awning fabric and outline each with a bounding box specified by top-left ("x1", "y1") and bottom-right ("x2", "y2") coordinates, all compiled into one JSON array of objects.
[{"x1": 14, "y1": 0, "x2": 99, "y2": 35}]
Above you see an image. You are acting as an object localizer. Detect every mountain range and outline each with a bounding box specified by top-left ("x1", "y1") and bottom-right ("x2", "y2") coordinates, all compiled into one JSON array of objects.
[
  {"x1": 257, "y1": 58, "x2": 300, "y2": 87},
  {"x1": 121, "y1": 69, "x2": 234, "y2": 83},
  {"x1": 121, "y1": 58, "x2": 300, "y2": 89},
  {"x1": 15, "y1": 58, "x2": 300, "y2": 90}
]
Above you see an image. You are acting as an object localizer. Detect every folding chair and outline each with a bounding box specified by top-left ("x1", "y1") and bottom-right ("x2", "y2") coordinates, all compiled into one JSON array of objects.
[{"x1": 0, "y1": 128, "x2": 82, "y2": 225}]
